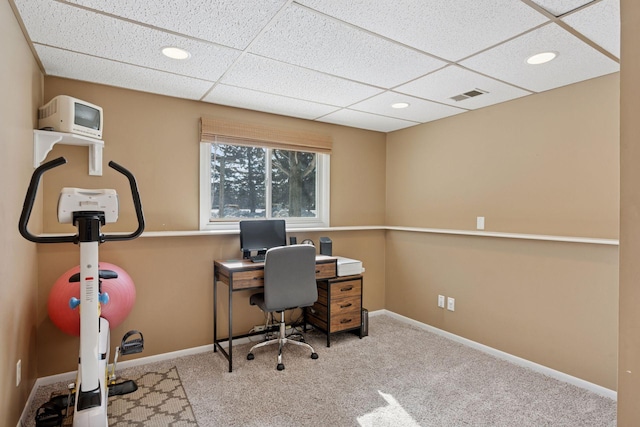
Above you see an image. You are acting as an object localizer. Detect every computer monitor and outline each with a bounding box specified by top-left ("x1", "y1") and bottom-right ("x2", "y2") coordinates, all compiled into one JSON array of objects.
[{"x1": 239, "y1": 219, "x2": 287, "y2": 258}]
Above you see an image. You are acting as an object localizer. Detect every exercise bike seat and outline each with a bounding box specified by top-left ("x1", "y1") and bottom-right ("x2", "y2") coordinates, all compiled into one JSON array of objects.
[{"x1": 68, "y1": 269, "x2": 118, "y2": 283}]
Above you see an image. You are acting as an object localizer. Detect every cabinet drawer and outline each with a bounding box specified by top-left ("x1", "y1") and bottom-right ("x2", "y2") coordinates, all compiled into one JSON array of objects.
[
  {"x1": 232, "y1": 269, "x2": 264, "y2": 290},
  {"x1": 330, "y1": 309, "x2": 361, "y2": 332},
  {"x1": 329, "y1": 279, "x2": 361, "y2": 300},
  {"x1": 330, "y1": 295, "x2": 361, "y2": 315},
  {"x1": 307, "y1": 309, "x2": 327, "y2": 331},
  {"x1": 315, "y1": 261, "x2": 337, "y2": 280}
]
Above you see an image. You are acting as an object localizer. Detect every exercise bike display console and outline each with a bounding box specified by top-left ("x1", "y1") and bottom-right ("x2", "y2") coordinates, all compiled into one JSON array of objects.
[{"x1": 19, "y1": 156, "x2": 145, "y2": 427}]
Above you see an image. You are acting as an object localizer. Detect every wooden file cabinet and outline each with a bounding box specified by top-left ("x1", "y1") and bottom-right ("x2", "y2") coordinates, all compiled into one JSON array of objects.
[{"x1": 306, "y1": 275, "x2": 363, "y2": 347}]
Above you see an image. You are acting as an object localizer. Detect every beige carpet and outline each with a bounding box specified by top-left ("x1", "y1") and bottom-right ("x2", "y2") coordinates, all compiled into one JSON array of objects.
[{"x1": 26, "y1": 315, "x2": 617, "y2": 426}]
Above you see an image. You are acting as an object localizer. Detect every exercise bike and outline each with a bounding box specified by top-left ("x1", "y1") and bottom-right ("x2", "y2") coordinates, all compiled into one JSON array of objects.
[{"x1": 19, "y1": 157, "x2": 145, "y2": 427}]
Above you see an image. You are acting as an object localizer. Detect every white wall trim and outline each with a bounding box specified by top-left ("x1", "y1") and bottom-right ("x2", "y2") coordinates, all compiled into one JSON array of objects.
[
  {"x1": 378, "y1": 309, "x2": 617, "y2": 400},
  {"x1": 38, "y1": 226, "x2": 618, "y2": 245}
]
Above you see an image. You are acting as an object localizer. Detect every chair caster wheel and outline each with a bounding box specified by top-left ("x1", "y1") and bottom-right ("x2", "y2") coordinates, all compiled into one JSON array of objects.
[
  {"x1": 247, "y1": 353, "x2": 254, "y2": 360},
  {"x1": 311, "y1": 352, "x2": 319, "y2": 359},
  {"x1": 277, "y1": 363, "x2": 285, "y2": 371}
]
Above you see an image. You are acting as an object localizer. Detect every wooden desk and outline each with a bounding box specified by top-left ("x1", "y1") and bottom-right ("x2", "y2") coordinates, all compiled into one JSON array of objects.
[{"x1": 213, "y1": 255, "x2": 338, "y2": 372}]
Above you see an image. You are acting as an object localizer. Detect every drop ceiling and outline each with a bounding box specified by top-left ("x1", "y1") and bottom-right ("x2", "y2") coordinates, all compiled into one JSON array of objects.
[{"x1": 11, "y1": 0, "x2": 620, "y2": 133}]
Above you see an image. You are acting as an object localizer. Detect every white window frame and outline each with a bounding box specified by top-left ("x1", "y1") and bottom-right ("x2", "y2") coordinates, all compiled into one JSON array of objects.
[{"x1": 199, "y1": 142, "x2": 330, "y2": 231}]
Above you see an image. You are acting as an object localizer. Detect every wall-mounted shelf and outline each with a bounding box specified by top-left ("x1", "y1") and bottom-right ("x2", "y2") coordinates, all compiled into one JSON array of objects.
[{"x1": 33, "y1": 130, "x2": 104, "y2": 176}]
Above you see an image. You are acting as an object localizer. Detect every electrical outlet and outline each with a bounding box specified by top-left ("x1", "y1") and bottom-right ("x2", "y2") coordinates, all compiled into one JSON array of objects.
[
  {"x1": 253, "y1": 325, "x2": 266, "y2": 332},
  {"x1": 16, "y1": 360, "x2": 21, "y2": 387},
  {"x1": 437, "y1": 295, "x2": 445, "y2": 308},
  {"x1": 477, "y1": 216, "x2": 485, "y2": 230},
  {"x1": 447, "y1": 297, "x2": 455, "y2": 312}
]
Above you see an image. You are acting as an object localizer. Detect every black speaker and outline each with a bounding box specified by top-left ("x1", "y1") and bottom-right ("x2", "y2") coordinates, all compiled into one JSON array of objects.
[
  {"x1": 319, "y1": 236, "x2": 332, "y2": 256},
  {"x1": 289, "y1": 236, "x2": 297, "y2": 245}
]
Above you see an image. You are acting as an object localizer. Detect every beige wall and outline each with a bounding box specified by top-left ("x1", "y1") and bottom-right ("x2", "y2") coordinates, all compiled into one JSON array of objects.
[
  {"x1": 619, "y1": 0, "x2": 640, "y2": 424},
  {"x1": 387, "y1": 74, "x2": 619, "y2": 238},
  {"x1": 385, "y1": 75, "x2": 620, "y2": 390},
  {"x1": 0, "y1": 1, "x2": 43, "y2": 426},
  {"x1": 42, "y1": 78, "x2": 386, "y2": 232},
  {"x1": 35, "y1": 78, "x2": 387, "y2": 375}
]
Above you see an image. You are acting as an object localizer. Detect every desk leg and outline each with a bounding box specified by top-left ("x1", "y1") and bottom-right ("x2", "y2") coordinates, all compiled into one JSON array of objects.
[{"x1": 213, "y1": 274, "x2": 217, "y2": 353}]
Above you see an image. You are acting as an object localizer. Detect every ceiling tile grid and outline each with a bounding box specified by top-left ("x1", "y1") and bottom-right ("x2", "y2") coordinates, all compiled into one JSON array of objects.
[
  {"x1": 395, "y1": 65, "x2": 533, "y2": 109},
  {"x1": 60, "y1": 0, "x2": 289, "y2": 50},
  {"x1": 297, "y1": 0, "x2": 550, "y2": 61},
  {"x1": 34, "y1": 45, "x2": 213, "y2": 100},
  {"x1": 318, "y1": 109, "x2": 420, "y2": 133},
  {"x1": 459, "y1": 23, "x2": 620, "y2": 93},
  {"x1": 247, "y1": 4, "x2": 448, "y2": 88},
  {"x1": 204, "y1": 84, "x2": 341, "y2": 120},
  {"x1": 349, "y1": 91, "x2": 466, "y2": 123},
  {"x1": 11, "y1": 0, "x2": 621, "y2": 132},
  {"x1": 530, "y1": 0, "x2": 595, "y2": 17},
  {"x1": 14, "y1": 0, "x2": 241, "y2": 82},
  {"x1": 219, "y1": 54, "x2": 384, "y2": 107},
  {"x1": 561, "y1": 0, "x2": 620, "y2": 58}
]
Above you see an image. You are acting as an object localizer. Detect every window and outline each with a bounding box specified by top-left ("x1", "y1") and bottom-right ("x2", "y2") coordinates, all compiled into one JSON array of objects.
[{"x1": 199, "y1": 118, "x2": 331, "y2": 230}]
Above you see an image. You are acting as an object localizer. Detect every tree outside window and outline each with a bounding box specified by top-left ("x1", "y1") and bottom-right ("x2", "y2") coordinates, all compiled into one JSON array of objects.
[{"x1": 209, "y1": 143, "x2": 317, "y2": 221}]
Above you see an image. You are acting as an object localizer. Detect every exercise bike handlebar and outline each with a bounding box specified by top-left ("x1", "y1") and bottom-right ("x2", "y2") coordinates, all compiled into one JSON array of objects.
[
  {"x1": 19, "y1": 157, "x2": 75, "y2": 244},
  {"x1": 103, "y1": 160, "x2": 145, "y2": 242},
  {"x1": 18, "y1": 156, "x2": 145, "y2": 244}
]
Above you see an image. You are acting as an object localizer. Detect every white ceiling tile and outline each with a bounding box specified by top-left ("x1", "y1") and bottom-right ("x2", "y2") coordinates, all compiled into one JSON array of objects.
[
  {"x1": 61, "y1": 0, "x2": 287, "y2": 49},
  {"x1": 318, "y1": 109, "x2": 419, "y2": 133},
  {"x1": 204, "y1": 84, "x2": 340, "y2": 120},
  {"x1": 249, "y1": 4, "x2": 446, "y2": 88},
  {"x1": 396, "y1": 65, "x2": 532, "y2": 109},
  {"x1": 35, "y1": 45, "x2": 213, "y2": 100},
  {"x1": 297, "y1": 0, "x2": 549, "y2": 61},
  {"x1": 11, "y1": 0, "x2": 621, "y2": 131},
  {"x1": 459, "y1": 23, "x2": 619, "y2": 93},
  {"x1": 14, "y1": 0, "x2": 240, "y2": 82},
  {"x1": 562, "y1": 0, "x2": 620, "y2": 58},
  {"x1": 529, "y1": 0, "x2": 594, "y2": 16},
  {"x1": 350, "y1": 91, "x2": 466, "y2": 123},
  {"x1": 221, "y1": 54, "x2": 384, "y2": 107}
]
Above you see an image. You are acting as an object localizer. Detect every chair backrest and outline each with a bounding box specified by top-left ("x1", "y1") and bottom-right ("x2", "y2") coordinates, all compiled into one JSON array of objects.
[{"x1": 263, "y1": 245, "x2": 318, "y2": 312}]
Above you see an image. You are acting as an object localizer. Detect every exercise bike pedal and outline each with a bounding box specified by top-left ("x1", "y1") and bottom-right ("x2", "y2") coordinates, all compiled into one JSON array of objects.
[
  {"x1": 119, "y1": 330, "x2": 144, "y2": 356},
  {"x1": 35, "y1": 402, "x2": 62, "y2": 427},
  {"x1": 108, "y1": 379, "x2": 138, "y2": 397}
]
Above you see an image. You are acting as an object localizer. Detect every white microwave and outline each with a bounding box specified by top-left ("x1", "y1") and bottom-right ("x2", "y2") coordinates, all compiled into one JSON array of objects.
[{"x1": 38, "y1": 95, "x2": 103, "y2": 139}]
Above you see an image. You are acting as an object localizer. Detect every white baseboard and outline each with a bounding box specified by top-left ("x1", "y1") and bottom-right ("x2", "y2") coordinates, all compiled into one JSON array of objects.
[
  {"x1": 380, "y1": 309, "x2": 617, "y2": 400},
  {"x1": 20, "y1": 309, "x2": 615, "y2": 425}
]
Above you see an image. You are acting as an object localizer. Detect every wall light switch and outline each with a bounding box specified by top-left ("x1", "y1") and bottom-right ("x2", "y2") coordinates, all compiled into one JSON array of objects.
[
  {"x1": 438, "y1": 295, "x2": 445, "y2": 308},
  {"x1": 447, "y1": 297, "x2": 455, "y2": 312},
  {"x1": 476, "y1": 216, "x2": 485, "y2": 230}
]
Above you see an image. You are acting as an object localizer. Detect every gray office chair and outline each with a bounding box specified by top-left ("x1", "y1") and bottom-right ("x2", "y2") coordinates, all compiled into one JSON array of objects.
[{"x1": 247, "y1": 245, "x2": 319, "y2": 370}]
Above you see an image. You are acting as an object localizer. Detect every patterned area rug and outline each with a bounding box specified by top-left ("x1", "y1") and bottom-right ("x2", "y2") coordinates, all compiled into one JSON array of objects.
[{"x1": 56, "y1": 366, "x2": 197, "y2": 426}]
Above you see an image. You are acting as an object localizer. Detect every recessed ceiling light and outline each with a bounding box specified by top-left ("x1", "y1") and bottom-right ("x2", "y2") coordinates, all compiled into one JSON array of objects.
[
  {"x1": 162, "y1": 46, "x2": 191, "y2": 60},
  {"x1": 526, "y1": 51, "x2": 557, "y2": 65},
  {"x1": 391, "y1": 102, "x2": 410, "y2": 109}
]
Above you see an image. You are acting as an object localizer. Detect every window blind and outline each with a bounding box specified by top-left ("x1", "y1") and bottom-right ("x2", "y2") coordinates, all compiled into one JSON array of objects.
[{"x1": 200, "y1": 117, "x2": 332, "y2": 154}]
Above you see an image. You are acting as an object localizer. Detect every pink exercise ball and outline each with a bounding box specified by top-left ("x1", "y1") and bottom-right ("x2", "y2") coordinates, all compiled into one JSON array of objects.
[{"x1": 48, "y1": 262, "x2": 136, "y2": 336}]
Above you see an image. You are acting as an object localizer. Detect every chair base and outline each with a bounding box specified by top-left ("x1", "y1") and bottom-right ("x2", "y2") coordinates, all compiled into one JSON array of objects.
[{"x1": 247, "y1": 311, "x2": 318, "y2": 370}]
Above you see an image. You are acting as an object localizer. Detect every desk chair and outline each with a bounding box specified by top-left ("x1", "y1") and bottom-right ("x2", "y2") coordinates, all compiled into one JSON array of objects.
[{"x1": 247, "y1": 245, "x2": 319, "y2": 370}]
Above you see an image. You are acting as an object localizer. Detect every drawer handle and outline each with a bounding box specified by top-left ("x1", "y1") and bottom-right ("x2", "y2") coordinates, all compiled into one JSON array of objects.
[
  {"x1": 315, "y1": 270, "x2": 321, "y2": 274},
  {"x1": 340, "y1": 318, "x2": 352, "y2": 324},
  {"x1": 253, "y1": 277, "x2": 261, "y2": 280},
  {"x1": 340, "y1": 286, "x2": 354, "y2": 292},
  {"x1": 339, "y1": 303, "x2": 352, "y2": 309}
]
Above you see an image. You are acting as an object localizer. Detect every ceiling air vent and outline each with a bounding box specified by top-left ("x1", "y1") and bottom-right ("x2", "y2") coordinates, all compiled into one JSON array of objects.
[{"x1": 450, "y1": 88, "x2": 488, "y2": 102}]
